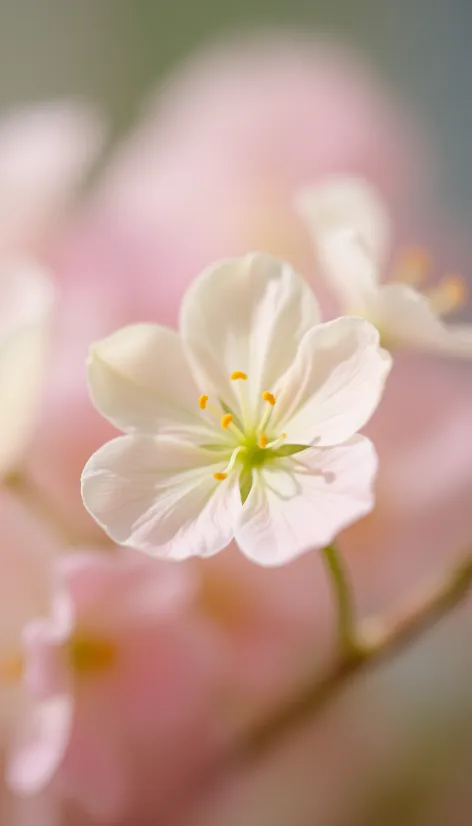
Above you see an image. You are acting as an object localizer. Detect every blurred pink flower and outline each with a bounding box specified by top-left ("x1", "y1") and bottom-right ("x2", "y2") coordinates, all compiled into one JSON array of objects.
[{"x1": 8, "y1": 553, "x2": 227, "y2": 823}]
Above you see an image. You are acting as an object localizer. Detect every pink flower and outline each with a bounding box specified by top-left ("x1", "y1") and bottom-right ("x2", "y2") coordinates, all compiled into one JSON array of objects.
[{"x1": 7, "y1": 553, "x2": 227, "y2": 822}]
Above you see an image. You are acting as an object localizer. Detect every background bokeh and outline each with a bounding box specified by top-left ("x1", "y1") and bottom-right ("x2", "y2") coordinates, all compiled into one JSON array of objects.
[{"x1": 0, "y1": 0, "x2": 471, "y2": 211}]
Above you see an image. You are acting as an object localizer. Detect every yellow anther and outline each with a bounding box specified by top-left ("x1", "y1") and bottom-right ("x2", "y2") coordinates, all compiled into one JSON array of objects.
[
  {"x1": 262, "y1": 391, "x2": 276, "y2": 406},
  {"x1": 199, "y1": 394, "x2": 209, "y2": 410},
  {"x1": 230, "y1": 371, "x2": 248, "y2": 381},
  {"x1": 282, "y1": 433, "x2": 287, "y2": 439},
  {"x1": 258, "y1": 433, "x2": 268, "y2": 449},
  {"x1": 394, "y1": 245, "x2": 431, "y2": 285},
  {"x1": 221, "y1": 413, "x2": 233, "y2": 429},
  {"x1": 213, "y1": 472, "x2": 228, "y2": 481},
  {"x1": 427, "y1": 276, "x2": 467, "y2": 315}
]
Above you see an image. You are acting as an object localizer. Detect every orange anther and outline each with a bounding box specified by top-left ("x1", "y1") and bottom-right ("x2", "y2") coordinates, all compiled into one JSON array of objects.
[{"x1": 262, "y1": 391, "x2": 276, "y2": 406}]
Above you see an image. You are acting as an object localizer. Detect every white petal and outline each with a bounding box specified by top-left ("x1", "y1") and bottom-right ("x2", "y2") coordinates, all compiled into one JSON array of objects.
[
  {"x1": 374, "y1": 283, "x2": 472, "y2": 358},
  {"x1": 0, "y1": 101, "x2": 104, "y2": 253},
  {"x1": 180, "y1": 252, "x2": 321, "y2": 417},
  {"x1": 81, "y1": 436, "x2": 241, "y2": 559},
  {"x1": 88, "y1": 323, "x2": 210, "y2": 438},
  {"x1": 235, "y1": 436, "x2": 377, "y2": 566},
  {"x1": 295, "y1": 176, "x2": 390, "y2": 266},
  {"x1": 0, "y1": 260, "x2": 54, "y2": 476},
  {"x1": 7, "y1": 694, "x2": 73, "y2": 794},
  {"x1": 273, "y1": 317, "x2": 391, "y2": 446},
  {"x1": 316, "y1": 227, "x2": 380, "y2": 314}
]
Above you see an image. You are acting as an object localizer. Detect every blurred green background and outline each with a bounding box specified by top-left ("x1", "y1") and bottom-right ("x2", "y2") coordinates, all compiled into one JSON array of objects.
[{"x1": 0, "y1": 0, "x2": 470, "y2": 208}]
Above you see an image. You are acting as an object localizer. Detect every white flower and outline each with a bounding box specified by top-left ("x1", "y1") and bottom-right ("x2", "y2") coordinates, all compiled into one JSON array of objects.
[
  {"x1": 81, "y1": 253, "x2": 391, "y2": 566},
  {"x1": 0, "y1": 260, "x2": 54, "y2": 477},
  {"x1": 296, "y1": 176, "x2": 472, "y2": 358}
]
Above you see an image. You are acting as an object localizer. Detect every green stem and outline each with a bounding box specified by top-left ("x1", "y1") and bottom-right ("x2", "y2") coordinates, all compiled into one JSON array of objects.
[
  {"x1": 321, "y1": 543, "x2": 358, "y2": 655},
  {"x1": 240, "y1": 555, "x2": 472, "y2": 759}
]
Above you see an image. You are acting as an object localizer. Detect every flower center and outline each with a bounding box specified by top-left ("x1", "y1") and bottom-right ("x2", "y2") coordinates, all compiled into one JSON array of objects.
[
  {"x1": 69, "y1": 634, "x2": 116, "y2": 675},
  {"x1": 393, "y1": 246, "x2": 467, "y2": 316},
  {"x1": 198, "y1": 371, "x2": 307, "y2": 502}
]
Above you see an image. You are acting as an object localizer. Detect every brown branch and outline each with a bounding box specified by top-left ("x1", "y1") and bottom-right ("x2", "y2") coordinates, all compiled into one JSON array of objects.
[{"x1": 240, "y1": 556, "x2": 472, "y2": 758}]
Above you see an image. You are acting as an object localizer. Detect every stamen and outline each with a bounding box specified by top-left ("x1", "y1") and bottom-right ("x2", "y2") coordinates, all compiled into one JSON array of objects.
[
  {"x1": 230, "y1": 371, "x2": 248, "y2": 381},
  {"x1": 393, "y1": 245, "x2": 431, "y2": 285},
  {"x1": 267, "y1": 433, "x2": 287, "y2": 449},
  {"x1": 262, "y1": 391, "x2": 276, "y2": 406},
  {"x1": 258, "y1": 433, "x2": 268, "y2": 449},
  {"x1": 213, "y1": 472, "x2": 228, "y2": 481},
  {"x1": 198, "y1": 395, "x2": 209, "y2": 410},
  {"x1": 221, "y1": 413, "x2": 233, "y2": 430},
  {"x1": 427, "y1": 276, "x2": 467, "y2": 315}
]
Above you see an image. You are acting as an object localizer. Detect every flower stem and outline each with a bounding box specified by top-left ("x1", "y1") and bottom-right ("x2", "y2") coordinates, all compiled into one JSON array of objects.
[
  {"x1": 240, "y1": 555, "x2": 472, "y2": 758},
  {"x1": 321, "y1": 543, "x2": 359, "y2": 656}
]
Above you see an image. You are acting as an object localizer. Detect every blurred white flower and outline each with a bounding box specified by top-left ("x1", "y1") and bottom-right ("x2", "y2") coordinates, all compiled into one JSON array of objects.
[
  {"x1": 0, "y1": 261, "x2": 54, "y2": 477},
  {"x1": 81, "y1": 253, "x2": 390, "y2": 565},
  {"x1": 0, "y1": 100, "x2": 104, "y2": 256},
  {"x1": 297, "y1": 176, "x2": 472, "y2": 357}
]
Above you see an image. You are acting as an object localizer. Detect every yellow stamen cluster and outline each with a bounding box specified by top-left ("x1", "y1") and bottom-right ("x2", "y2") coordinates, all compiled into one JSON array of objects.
[
  {"x1": 394, "y1": 245, "x2": 467, "y2": 316},
  {"x1": 427, "y1": 276, "x2": 467, "y2": 316},
  {"x1": 198, "y1": 375, "x2": 285, "y2": 483}
]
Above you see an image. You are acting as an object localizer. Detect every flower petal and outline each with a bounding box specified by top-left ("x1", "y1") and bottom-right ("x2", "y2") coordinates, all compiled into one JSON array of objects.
[
  {"x1": 315, "y1": 226, "x2": 380, "y2": 314},
  {"x1": 88, "y1": 323, "x2": 210, "y2": 437},
  {"x1": 0, "y1": 260, "x2": 54, "y2": 476},
  {"x1": 296, "y1": 175, "x2": 390, "y2": 266},
  {"x1": 374, "y1": 283, "x2": 472, "y2": 358},
  {"x1": 7, "y1": 694, "x2": 73, "y2": 795},
  {"x1": 273, "y1": 317, "x2": 391, "y2": 446},
  {"x1": 81, "y1": 436, "x2": 241, "y2": 558},
  {"x1": 235, "y1": 435, "x2": 377, "y2": 565},
  {"x1": 180, "y1": 252, "x2": 321, "y2": 416},
  {"x1": 0, "y1": 100, "x2": 104, "y2": 254}
]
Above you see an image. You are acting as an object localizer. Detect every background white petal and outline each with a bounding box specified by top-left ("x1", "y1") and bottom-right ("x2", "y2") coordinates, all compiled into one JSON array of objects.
[
  {"x1": 0, "y1": 100, "x2": 104, "y2": 255},
  {"x1": 0, "y1": 260, "x2": 54, "y2": 476},
  {"x1": 235, "y1": 435, "x2": 378, "y2": 566},
  {"x1": 374, "y1": 283, "x2": 472, "y2": 358},
  {"x1": 273, "y1": 317, "x2": 391, "y2": 446},
  {"x1": 180, "y1": 252, "x2": 321, "y2": 417},
  {"x1": 316, "y1": 226, "x2": 380, "y2": 313},
  {"x1": 81, "y1": 436, "x2": 241, "y2": 558},
  {"x1": 88, "y1": 323, "x2": 210, "y2": 438},
  {"x1": 295, "y1": 175, "x2": 390, "y2": 267}
]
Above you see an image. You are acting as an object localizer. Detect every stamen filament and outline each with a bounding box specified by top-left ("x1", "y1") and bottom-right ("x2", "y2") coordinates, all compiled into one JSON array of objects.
[
  {"x1": 259, "y1": 391, "x2": 276, "y2": 433},
  {"x1": 213, "y1": 446, "x2": 246, "y2": 481},
  {"x1": 266, "y1": 433, "x2": 287, "y2": 449}
]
